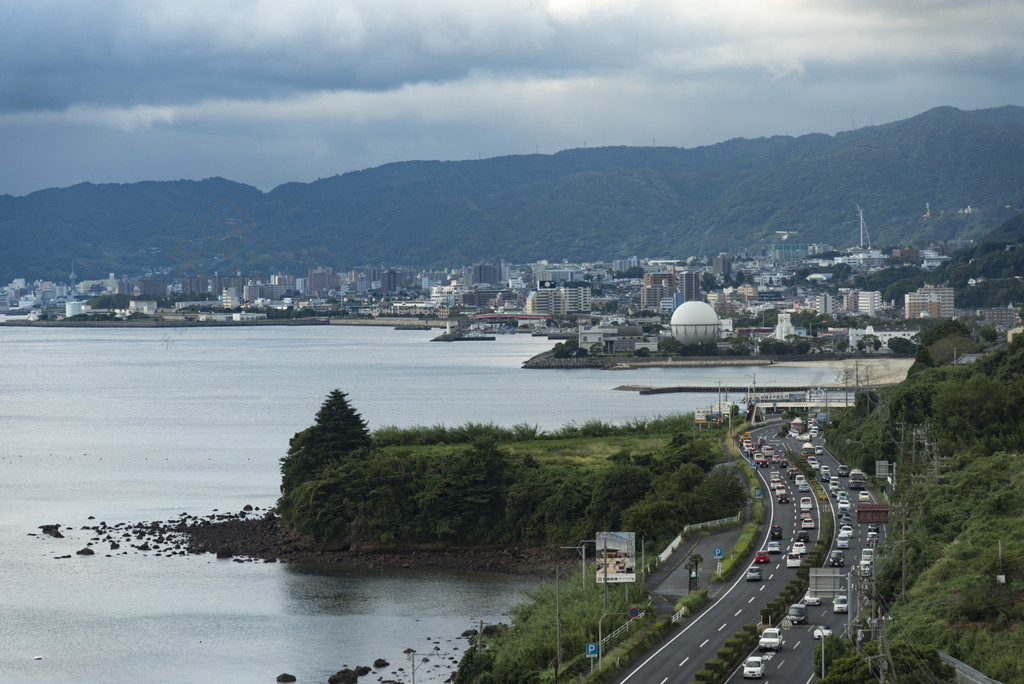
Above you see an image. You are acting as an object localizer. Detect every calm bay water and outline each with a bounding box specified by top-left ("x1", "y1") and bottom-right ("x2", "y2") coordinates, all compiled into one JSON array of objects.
[{"x1": 0, "y1": 324, "x2": 838, "y2": 682}]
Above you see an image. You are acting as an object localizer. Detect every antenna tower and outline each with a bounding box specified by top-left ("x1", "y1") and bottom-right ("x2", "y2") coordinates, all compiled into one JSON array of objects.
[{"x1": 856, "y1": 205, "x2": 872, "y2": 249}]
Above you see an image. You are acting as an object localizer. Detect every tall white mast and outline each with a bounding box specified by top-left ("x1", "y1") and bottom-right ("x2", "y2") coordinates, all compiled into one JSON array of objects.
[{"x1": 856, "y1": 205, "x2": 872, "y2": 249}]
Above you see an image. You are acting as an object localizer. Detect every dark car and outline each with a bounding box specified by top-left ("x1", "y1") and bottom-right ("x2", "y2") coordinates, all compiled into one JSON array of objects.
[
  {"x1": 829, "y1": 550, "x2": 845, "y2": 567},
  {"x1": 787, "y1": 468, "x2": 800, "y2": 480},
  {"x1": 868, "y1": 523, "x2": 880, "y2": 533},
  {"x1": 795, "y1": 530, "x2": 810, "y2": 543},
  {"x1": 770, "y1": 525, "x2": 784, "y2": 540},
  {"x1": 779, "y1": 459, "x2": 790, "y2": 469},
  {"x1": 788, "y1": 603, "x2": 808, "y2": 624},
  {"x1": 837, "y1": 464, "x2": 850, "y2": 477}
]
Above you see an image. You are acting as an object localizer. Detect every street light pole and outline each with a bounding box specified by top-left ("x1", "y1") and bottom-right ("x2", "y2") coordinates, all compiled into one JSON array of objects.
[{"x1": 598, "y1": 612, "x2": 627, "y2": 671}]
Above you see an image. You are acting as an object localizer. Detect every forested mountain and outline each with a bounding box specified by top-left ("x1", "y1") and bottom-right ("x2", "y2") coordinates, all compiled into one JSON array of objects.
[{"x1": 2, "y1": 105, "x2": 1023, "y2": 282}]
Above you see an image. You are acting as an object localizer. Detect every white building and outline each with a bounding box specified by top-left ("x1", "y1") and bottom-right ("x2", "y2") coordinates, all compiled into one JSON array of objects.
[
  {"x1": 775, "y1": 312, "x2": 796, "y2": 340},
  {"x1": 848, "y1": 325, "x2": 919, "y2": 351}
]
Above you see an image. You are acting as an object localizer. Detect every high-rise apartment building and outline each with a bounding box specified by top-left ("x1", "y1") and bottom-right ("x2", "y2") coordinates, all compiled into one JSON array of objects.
[{"x1": 905, "y1": 285, "x2": 954, "y2": 319}]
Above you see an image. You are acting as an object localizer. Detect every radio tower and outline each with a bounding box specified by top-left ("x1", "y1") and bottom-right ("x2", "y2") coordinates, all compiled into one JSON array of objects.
[
  {"x1": 856, "y1": 206, "x2": 872, "y2": 249},
  {"x1": 69, "y1": 261, "x2": 77, "y2": 292}
]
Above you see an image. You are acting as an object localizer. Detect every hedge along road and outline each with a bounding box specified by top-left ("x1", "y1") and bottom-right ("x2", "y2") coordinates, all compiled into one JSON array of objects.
[{"x1": 614, "y1": 423, "x2": 801, "y2": 683}]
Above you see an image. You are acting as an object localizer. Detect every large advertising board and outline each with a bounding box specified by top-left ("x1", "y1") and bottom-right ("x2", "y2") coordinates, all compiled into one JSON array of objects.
[{"x1": 595, "y1": 531, "x2": 636, "y2": 583}]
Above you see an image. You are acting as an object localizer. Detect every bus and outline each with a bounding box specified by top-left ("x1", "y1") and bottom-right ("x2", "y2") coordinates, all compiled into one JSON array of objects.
[{"x1": 800, "y1": 443, "x2": 816, "y2": 459}]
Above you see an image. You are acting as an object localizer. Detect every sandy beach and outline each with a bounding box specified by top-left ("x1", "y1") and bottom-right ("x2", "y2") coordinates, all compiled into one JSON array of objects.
[{"x1": 772, "y1": 356, "x2": 914, "y2": 386}]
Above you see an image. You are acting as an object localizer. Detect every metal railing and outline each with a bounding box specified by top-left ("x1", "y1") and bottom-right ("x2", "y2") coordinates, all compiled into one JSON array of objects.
[
  {"x1": 656, "y1": 512, "x2": 742, "y2": 563},
  {"x1": 600, "y1": 609, "x2": 647, "y2": 649},
  {"x1": 940, "y1": 653, "x2": 1003, "y2": 684}
]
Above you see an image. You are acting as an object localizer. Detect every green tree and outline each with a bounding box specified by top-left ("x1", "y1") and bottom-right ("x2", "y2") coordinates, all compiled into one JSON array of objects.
[
  {"x1": 978, "y1": 324, "x2": 999, "y2": 344},
  {"x1": 888, "y1": 337, "x2": 916, "y2": 354},
  {"x1": 279, "y1": 390, "x2": 370, "y2": 498}
]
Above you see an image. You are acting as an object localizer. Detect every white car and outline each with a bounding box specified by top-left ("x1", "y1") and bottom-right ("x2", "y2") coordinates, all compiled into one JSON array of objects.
[
  {"x1": 743, "y1": 656, "x2": 765, "y2": 679},
  {"x1": 767, "y1": 541, "x2": 782, "y2": 554},
  {"x1": 803, "y1": 593, "x2": 822, "y2": 606},
  {"x1": 807, "y1": 457, "x2": 820, "y2": 469},
  {"x1": 800, "y1": 497, "x2": 813, "y2": 511},
  {"x1": 838, "y1": 525, "x2": 854, "y2": 539},
  {"x1": 838, "y1": 500, "x2": 851, "y2": 514},
  {"x1": 786, "y1": 553, "x2": 802, "y2": 568},
  {"x1": 859, "y1": 491, "x2": 871, "y2": 502},
  {"x1": 837, "y1": 536, "x2": 850, "y2": 549},
  {"x1": 813, "y1": 625, "x2": 833, "y2": 639},
  {"x1": 792, "y1": 541, "x2": 807, "y2": 555},
  {"x1": 833, "y1": 595, "x2": 849, "y2": 613}
]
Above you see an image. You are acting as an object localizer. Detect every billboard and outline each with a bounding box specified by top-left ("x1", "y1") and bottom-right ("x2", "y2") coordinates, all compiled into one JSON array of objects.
[
  {"x1": 695, "y1": 408, "x2": 710, "y2": 423},
  {"x1": 596, "y1": 531, "x2": 636, "y2": 583}
]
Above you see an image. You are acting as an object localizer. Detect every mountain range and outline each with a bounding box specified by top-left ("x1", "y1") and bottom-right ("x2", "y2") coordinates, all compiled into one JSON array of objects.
[{"x1": 2, "y1": 105, "x2": 1023, "y2": 282}]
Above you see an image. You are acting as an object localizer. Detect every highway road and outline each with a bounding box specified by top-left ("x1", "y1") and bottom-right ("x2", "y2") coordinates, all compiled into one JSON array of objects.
[{"x1": 612, "y1": 421, "x2": 886, "y2": 684}]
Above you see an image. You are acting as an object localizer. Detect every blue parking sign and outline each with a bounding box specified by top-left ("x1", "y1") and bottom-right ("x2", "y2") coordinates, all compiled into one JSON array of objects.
[
  {"x1": 714, "y1": 547, "x2": 723, "y2": 559},
  {"x1": 586, "y1": 643, "x2": 598, "y2": 658}
]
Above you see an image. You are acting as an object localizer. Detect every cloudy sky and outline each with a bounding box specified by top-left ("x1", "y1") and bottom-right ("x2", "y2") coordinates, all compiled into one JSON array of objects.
[{"x1": 1, "y1": 0, "x2": 1020, "y2": 197}]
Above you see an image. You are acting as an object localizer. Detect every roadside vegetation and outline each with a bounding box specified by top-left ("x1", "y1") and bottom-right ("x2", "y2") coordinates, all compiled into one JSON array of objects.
[{"x1": 826, "y1": 331, "x2": 1024, "y2": 682}]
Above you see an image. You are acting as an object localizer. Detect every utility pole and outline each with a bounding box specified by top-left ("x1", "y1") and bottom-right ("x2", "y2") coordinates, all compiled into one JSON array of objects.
[
  {"x1": 555, "y1": 566, "x2": 562, "y2": 681},
  {"x1": 900, "y1": 503, "x2": 908, "y2": 601},
  {"x1": 602, "y1": 537, "x2": 609, "y2": 610}
]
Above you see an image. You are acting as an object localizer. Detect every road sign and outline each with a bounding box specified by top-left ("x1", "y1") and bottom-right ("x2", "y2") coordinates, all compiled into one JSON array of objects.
[
  {"x1": 586, "y1": 643, "x2": 598, "y2": 658},
  {"x1": 629, "y1": 607, "x2": 640, "y2": 617},
  {"x1": 714, "y1": 547, "x2": 723, "y2": 559},
  {"x1": 754, "y1": 488, "x2": 762, "y2": 498}
]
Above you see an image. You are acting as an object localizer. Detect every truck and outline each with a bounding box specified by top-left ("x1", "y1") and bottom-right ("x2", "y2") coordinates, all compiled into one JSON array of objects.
[
  {"x1": 848, "y1": 469, "x2": 867, "y2": 489},
  {"x1": 758, "y1": 627, "x2": 784, "y2": 651}
]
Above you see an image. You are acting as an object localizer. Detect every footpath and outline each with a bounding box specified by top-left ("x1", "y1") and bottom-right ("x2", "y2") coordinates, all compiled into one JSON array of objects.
[
  {"x1": 645, "y1": 523, "x2": 747, "y2": 616},
  {"x1": 645, "y1": 452, "x2": 754, "y2": 617}
]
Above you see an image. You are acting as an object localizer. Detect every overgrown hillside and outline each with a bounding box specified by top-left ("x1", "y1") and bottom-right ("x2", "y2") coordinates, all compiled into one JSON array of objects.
[
  {"x1": 276, "y1": 391, "x2": 745, "y2": 548},
  {"x1": 828, "y1": 333, "x2": 1024, "y2": 682},
  {"x1": 2, "y1": 105, "x2": 1023, "y2": 281}
]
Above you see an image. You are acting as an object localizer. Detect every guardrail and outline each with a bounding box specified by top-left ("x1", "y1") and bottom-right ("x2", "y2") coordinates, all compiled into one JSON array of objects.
[
  {"x1": 940, "y1": 653, "x2": 1004, "y2": 684},
  {"x1": 601, "y1": 609, "x2": 647, "y2": 650},
  {"x1": 657, "y1": 512, "x2": 743, "y2": 563}
]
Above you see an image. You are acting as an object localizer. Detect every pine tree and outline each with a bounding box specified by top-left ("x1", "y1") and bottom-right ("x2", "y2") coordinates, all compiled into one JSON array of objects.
[{"x1": 279, "y1": 390, "x2": 370, "y2": 497}]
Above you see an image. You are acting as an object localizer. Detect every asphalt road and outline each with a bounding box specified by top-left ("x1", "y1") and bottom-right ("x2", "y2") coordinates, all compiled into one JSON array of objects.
[{"x1": 612, "y1": 422, "x2": 886, "y2": 684}]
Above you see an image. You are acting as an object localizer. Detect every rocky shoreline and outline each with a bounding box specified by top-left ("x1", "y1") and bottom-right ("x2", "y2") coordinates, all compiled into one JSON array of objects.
[
  {"x1": 32, "y1": 506, "x2": 556, "y2": 683},
  {"x1": 33, "y1": 505, "x2": 566, "y2": 574}
]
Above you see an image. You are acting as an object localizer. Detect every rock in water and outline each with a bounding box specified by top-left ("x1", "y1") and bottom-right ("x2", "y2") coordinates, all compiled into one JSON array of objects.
[{"x1": 276, "y1": 675, "x2": 296, "y2": 683}]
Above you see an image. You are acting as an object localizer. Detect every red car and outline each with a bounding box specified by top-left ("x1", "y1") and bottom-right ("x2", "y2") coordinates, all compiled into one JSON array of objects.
[{"x1": 755, "y1": 550, "x2": 770, "y2": 563}]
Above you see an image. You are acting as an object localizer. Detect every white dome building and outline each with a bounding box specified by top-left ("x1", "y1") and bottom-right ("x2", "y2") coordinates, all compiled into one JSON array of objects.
[{"x1": 670, "y1": 301, "x2": 720, "y2": 344}]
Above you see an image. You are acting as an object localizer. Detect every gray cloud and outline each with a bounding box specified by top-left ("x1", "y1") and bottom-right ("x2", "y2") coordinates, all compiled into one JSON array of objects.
[{"x1": 0, "y1": 0, "x2": 1020, "y2": 196}]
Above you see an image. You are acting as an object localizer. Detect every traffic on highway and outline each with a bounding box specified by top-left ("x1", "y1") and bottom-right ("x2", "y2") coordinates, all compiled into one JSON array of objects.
[{"x1": 614, "y1": 419, "x2": 886, "y2": 684}]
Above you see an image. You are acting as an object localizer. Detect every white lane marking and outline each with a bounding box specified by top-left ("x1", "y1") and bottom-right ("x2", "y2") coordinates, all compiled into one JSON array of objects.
[
  {"x1": 619, "y1": 431, "x2": 779, "y2": 683},
  {"x1": 678, "y1": 657, "x2": 689, "y2": 668},
  {"x1": 735, "y1": 609, "x2": 743, "y2": 616},
  {"x1": 718, "y1": 622, "x2": 728, "y2": 631},
  {"x1": 699, "y1": 639, "x2": 709, "y2": 648},
  {"x1": 748, "y1": 596, "x2": 756, "y2": 603}
]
